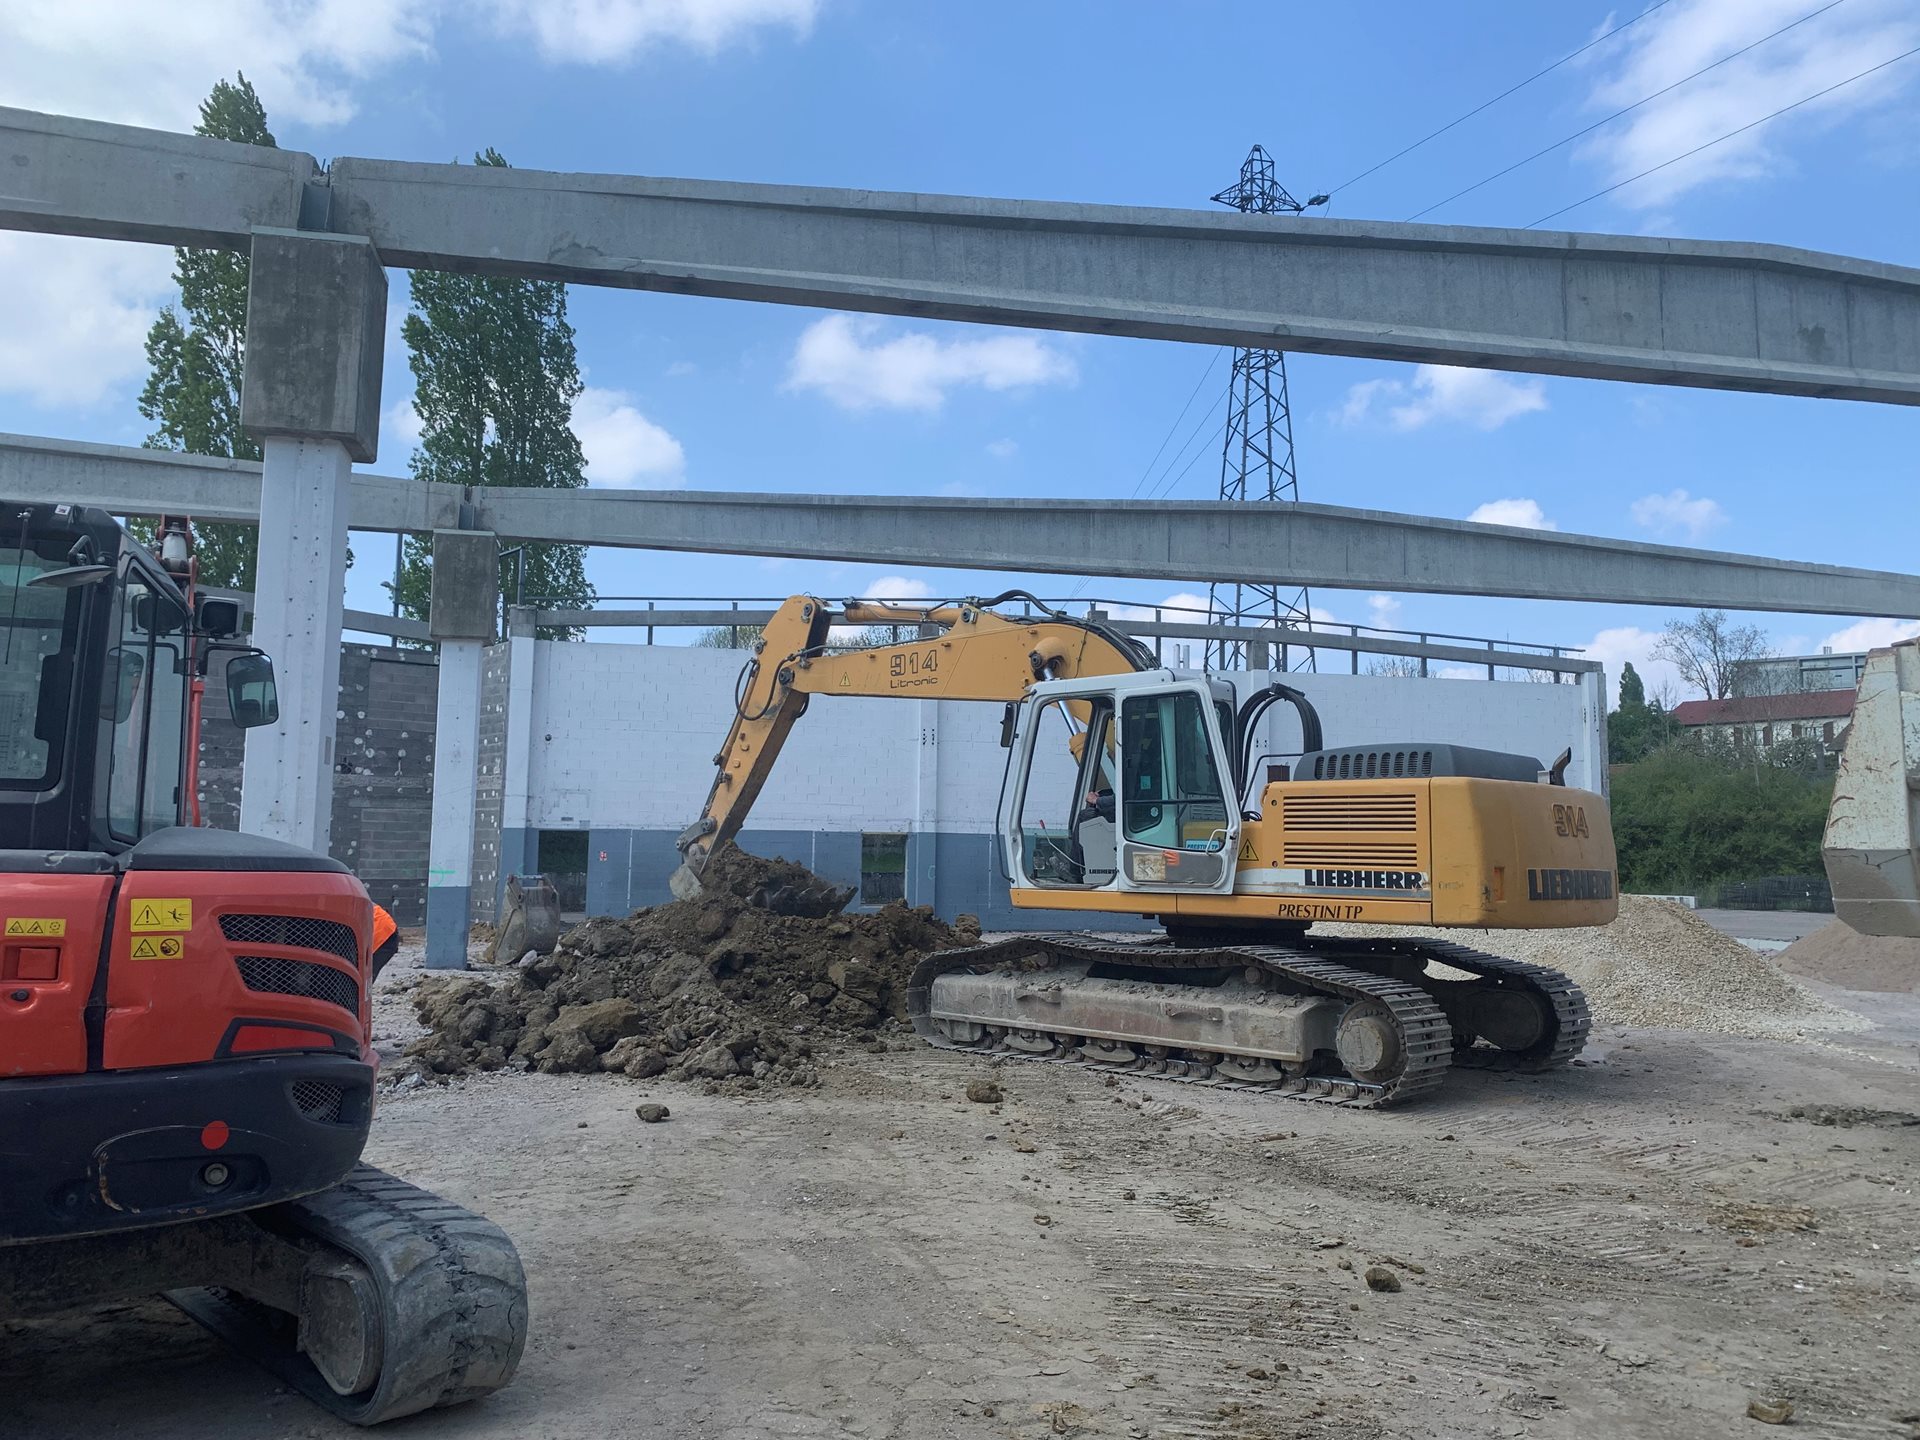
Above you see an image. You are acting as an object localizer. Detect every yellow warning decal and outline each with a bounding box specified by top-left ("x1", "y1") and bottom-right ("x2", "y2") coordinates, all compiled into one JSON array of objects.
[
  {"x1": 4, "y1": 917, "x2": 66, "y2": 937},
  {"x1": 130, "y1": 899, "x2": 193, "y2": 933},
  {"x1": 1237, "y1": 836, "x2": 1259, "y2": 863},
  {"x1": 131, "y1": 935, "x2": 185, "y2": 960}
]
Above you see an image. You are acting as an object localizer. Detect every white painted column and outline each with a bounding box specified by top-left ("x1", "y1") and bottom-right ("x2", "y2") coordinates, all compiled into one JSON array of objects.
[
  {"x1": 425, "y1": 637, "x2": 483, "y2": 968},
  {"x1": 493, "y1": 606, "x2": 540, "y2": 912},
  {"x1": 240, "y1": 436, "x2": 351, "y2": 850},
  {"x1": 1578, "y1": 668, "x2": 1609, "y2": 797}
]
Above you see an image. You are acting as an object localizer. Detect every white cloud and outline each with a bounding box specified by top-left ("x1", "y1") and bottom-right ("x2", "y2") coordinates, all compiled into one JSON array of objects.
[
  {"x1": 1365, "y1": 594, "x2": 1402, "y2": 628},
  {"x1": 379, "y1": 393, "x2": 424, "y2": 461},
  {"x1": 1630, "y1": 488, "x2": 1726, "y2": 541},
  {"x1": 1466, "y1": 498, "x2": 1558, "y2": 531},
  {"x1": 863, "y1": 574, "x2": 934, "y2": 603},
  {"x1": 1575, "y1": 0, "x2": 1920, "y2": 209},
  {"x1": 1338, "y1": 365, "x2": 1547, "y2": 431},
  {"x1": 572, "y1": 387, "x2": 686, "y2": 487},
  {"x1": 1105, "y1": 591, "x2": 1214, "y2": 623},
  {"x1": 1821, "y1": 617, "x2": 1920, "y2": 652},
  {"x1": 0, "y1": 0, "x2": 435, "y2": 129},
  {"x1": 986, "y1": 438, "x2": 1019, "y2": 461},
  {"x1": 784, "y1": 314, "x2": 1076, "y2": 413},
  {"x1": 0, "y1": 235, "x2": 174, "y2": 409},
  {"x1": 489, "y1": 0, "x2": 816, "y2": 63},
  {"x1": 665, "y1": 360, "x2": 699, "y2": 378},
  {"x1": 1579, "y1": 625, "x2": 1690, "y2": 706}
]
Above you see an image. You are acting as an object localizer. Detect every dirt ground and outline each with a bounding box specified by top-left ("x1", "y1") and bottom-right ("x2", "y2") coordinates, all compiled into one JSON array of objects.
[{"x1": 5, "y1": 950, "x2": 1918, "y2": 1440}]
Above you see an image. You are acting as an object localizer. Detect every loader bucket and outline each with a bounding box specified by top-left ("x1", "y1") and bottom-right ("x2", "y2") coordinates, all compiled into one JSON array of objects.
[{"x1": 484, "y1": 874, "x2": 563, "y2": 966}]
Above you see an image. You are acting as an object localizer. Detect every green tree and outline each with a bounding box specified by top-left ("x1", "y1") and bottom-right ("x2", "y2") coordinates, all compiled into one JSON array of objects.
[
  {"x1": 1609, "y1": 742, "x2": 1832, "y2": 896},
  {"x1": 135, "y1": 75, "x2": 274, "y2": 589},
  {"x1": 389, "y1": 150, "x2": 594, "y2": 638},
  {"x1": 1608, "y1": 661, "x2": 1674, "y2": 764}
]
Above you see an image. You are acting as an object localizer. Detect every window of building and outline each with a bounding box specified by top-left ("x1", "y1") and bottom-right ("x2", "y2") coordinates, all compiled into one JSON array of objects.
[{"x1": 860, "y1": 832, "x2": 907, "y2": 904}]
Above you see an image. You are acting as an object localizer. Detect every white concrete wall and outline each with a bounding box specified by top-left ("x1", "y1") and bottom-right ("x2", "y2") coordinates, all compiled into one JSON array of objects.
[{"x1": 521, "y1": 642, "x2": 1605, "y2": 834}]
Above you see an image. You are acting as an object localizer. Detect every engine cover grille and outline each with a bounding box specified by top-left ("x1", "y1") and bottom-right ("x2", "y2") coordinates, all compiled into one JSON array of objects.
[
  {"x1": 234, "y1": 954, "x2": 360, "y2": 1014},
  {"x1": 219, "y1": 913, "x2": 358, "y2": 966}
]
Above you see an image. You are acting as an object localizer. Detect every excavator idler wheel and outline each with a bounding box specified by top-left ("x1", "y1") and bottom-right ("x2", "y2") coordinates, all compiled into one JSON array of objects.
[
  {"x1": 1334, "y1": 1002, "x2": 1405, "y2": 1084},
  {"x1": 1214, "y1": 1054, "x2": 1289, "y2": 1085}
]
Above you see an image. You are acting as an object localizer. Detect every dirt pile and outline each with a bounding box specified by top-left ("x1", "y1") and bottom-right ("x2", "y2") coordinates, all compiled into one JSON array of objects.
[
  {"x1": 1776, "y1": 919, "x2": 1920, "y2": 994},
  {"x1": 401, "y1": 847, "x2": 977, "y2": 1088},
  {"x1": 1325, "y1": 895, "x2": 1866, "y2": 1041}
]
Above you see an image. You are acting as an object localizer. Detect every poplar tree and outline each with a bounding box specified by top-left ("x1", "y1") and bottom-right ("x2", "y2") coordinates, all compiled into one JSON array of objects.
[
  {"x1": 388, "y1": 151, "x2": 594, "y2": 636},
  {"x1": 136, "y1": 75, "x2": 274, "y2": 589}
]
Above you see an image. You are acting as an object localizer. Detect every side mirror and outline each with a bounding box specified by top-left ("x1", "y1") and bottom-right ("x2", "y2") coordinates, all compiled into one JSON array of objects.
[
  {"x1": 196, "y1": 595, "x2": 244, "y2": 639},
  {"x1": 999, "y1": 702, "x2": 1018, "y2": 749},
  {"x1": 226, "y1": 651, "x2": 280, "y2": 729}
]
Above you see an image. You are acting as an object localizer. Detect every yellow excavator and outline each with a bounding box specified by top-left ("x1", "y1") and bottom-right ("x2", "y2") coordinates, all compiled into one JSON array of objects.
[{"x1": 672, "y1": 592, "x2": 1618, "y2": 1105}]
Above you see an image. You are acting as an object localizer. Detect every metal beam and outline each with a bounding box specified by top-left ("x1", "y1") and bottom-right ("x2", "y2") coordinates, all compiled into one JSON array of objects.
[
  {"x1": 8, "y1": 433, "x2": 1917, "y2": 617},
  {"x1": 536, "y1": 607, "x2": 1601, "y2": 674},
  {"x1": 6, "y1": 107, "x2": 1920, "y2": 403}
]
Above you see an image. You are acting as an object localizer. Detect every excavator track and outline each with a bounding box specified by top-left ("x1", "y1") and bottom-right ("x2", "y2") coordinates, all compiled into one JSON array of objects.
[
  {"x1": 167, "y1": 1166, "x2": 527, "y2": 1426},
  {"x1": 908, "y1": 935, "x2": 1454, "y2": 1107},
  {"x1": 1304, "y1": 936, "x2": 1591, "y2": 1071}
]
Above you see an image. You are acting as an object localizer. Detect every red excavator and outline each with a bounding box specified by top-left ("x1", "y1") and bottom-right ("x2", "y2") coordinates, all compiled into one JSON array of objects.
[{"x1": 0, "y1": 501, "x2": 526, "y2": 1424}]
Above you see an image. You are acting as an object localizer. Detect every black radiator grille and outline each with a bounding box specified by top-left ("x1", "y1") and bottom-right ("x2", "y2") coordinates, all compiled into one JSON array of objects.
[
  {"x1": 219, "y1": 913, "x2": 358, "y2": 965},
  {"x1": 234, "y1": 954, "x2": 360, "y2": 1014}
]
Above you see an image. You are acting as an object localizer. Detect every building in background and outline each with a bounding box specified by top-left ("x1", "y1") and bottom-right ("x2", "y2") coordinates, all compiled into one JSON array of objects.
[
  {"x1": 1729, "y1": 649, "x2": 1869, "y2": 697},
  {"x1": 1669, "y1": 689, "x2": 1855, "y2": 758}
]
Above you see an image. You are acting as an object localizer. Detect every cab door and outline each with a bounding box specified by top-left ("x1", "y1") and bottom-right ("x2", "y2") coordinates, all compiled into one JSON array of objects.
[{"x1": 1113, "y1": 683, "x2": 1240, "y2": 894}]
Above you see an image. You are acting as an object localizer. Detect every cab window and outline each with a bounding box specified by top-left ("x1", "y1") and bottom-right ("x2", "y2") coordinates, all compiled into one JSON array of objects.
[
  {"x1": 1120, "y1": 690, "x2": 1228, "y2": 851},
  {"x1": 103, "y1": 569, "x2": 188, "y2": 841}
]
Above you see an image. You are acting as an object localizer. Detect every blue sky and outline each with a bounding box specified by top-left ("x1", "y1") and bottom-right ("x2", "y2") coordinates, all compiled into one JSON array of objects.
[{"x1": 3, "y1": 0, "x2": 1917, "y2": 698}]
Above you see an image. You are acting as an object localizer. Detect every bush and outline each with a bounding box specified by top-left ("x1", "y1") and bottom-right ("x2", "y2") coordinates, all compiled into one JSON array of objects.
[{"x1": 1610, "y1": 741, "x2": 1832, "y2": 896}]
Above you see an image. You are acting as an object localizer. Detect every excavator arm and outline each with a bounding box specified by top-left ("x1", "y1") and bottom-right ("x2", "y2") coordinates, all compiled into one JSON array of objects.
[{"x1": 670, "y1": 592, "x2": 1152, "y2": 900}]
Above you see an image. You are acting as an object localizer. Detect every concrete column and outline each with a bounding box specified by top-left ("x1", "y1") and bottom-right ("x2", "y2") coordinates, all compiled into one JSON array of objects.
[
  {"x1": 238, "y1": 228, "x2": 385, "y2": 854},
  {"x1": 497, "y1": 606, "x2": 540, "y2": 916},
  {"x1": 239, "y1": 437, "x2": 351, "y2": 847},
  {"x1": 906, "y1": 698, "x2": 941, "y2": 908},
  {"x1": 424, "y1": 530, "x2": 498, "y2": 969},
  {"x1": 1577, "y1": 668, "x2": 1609, "y2": 798}
]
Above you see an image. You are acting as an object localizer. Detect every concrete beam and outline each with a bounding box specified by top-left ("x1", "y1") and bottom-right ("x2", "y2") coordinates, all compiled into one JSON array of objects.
[
  {"x1": 8, "y1": 434, "x2": 1918, "y2": 617},
  {"x1": 7, "y1": 107, "x2": 1920, "y2": 403}
]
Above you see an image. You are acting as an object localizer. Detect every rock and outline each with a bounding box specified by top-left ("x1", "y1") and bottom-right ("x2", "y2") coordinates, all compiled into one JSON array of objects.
[
  {"x1": 1746, "y1": 1399, "x2": 1794, "y2": 1425},
  {"x1": 634, "y1": 1103, "x2": 671, "y2": 1124},
  {"x1": 966, "y1": 1080, "x2": 1005, "y2": 1105},
  {"x1": 1246, "y1": 1367, "x2": 1269, "y2": 1380},
  {"x1": 1314, "y1": 1237, "x2": 1344, "y2": 1249},
  {"x1": 623, "y1": 1049, "x2": 672, "y2": 1079},
  {"x1": 550, "y1": 998, "x2": 645, "y2": 1051},
  {"x1": 1600, "y1": 1341, "x2": 1651, "y2": 1368},
  {"x1": 1033, "y1": 1214, "x2": 1053, "y2": 1226},
  {"x1": 685, "y1": 1043, "x2": 740, "y2": 1080},
  {"x1": 1337, "y1": 1258, "x2": 1354, "y2": 1272},
  {"x1": 1364, "y1": 1265, "x2": 1401, "y2": 1293},
  {"x1": 536, "y1": 1030, "x2": 601, "y2": 1074},
  {"x1": 602, "y1": 1035, "x2": 648, "y2": 1072}
]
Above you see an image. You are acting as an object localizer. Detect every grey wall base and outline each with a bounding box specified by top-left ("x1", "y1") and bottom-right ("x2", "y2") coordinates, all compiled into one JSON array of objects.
[
  {"x1": 425, "y1": 885, "x2": 472, "y2": 969},
  {"x1": 570, "y1": 827, "x2": 1153, "y2": 933}
]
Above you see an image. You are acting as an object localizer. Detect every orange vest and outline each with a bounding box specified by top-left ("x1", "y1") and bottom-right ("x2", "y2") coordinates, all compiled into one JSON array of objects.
[{"x1": 372, "y1": 905, "x2": 398, "y2": 952}]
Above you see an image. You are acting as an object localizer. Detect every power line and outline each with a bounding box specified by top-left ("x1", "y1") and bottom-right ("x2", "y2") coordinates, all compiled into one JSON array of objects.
[
  {"x1": 1528, "y1": 41, "x2": 1920, "y2": 226},
  {"x1": 1128, "y1": 349, "x2": 1223, "y2": 499},
  {"x1": 1404, "y1": 0, "x2": 1849, "y2": 222},
  {"x1": 1327, "y1": 0, "x2": 1676, "y2": 200},
  {"x1": 1147, "y1": 411, "x2": 1230, "y2": 501}
]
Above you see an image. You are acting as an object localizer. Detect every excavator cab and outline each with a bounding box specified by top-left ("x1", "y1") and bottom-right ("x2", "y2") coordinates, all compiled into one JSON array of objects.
[{"x1": 1005, "y1": 673, "x2": 1241, "y2": 898}]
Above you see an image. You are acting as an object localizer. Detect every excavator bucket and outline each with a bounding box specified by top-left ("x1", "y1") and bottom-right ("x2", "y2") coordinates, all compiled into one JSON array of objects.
[{"x1": 484, "y1": 874, "x2": 563, "y2": 966}]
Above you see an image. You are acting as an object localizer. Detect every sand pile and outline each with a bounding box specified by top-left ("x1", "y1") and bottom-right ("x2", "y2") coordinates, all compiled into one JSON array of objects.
[
  {"x1": 1324, "y1": 895, "x2": 1866, "y2": 1041},
  {"x1": 1776, "y1": 920, "x2": 1920, "y2": 994},
  {"x1": 401, "y1": 846, "x2": 977, "y2": 1088}
]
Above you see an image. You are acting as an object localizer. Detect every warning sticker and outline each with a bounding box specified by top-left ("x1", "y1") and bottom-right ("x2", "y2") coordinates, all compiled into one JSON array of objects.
[
  {"x1": 1237, "y1": 836, "x2": 1259, "y2": 863},
  {"x1": 4, "y1": 917, "x2": 66, "y2": 937},
  {"x1": 130, "y1": 899, "x2": 193, "y2": 933},
  {"x1": 131, "y1": 935, "x2": 185, "y2": 960}
]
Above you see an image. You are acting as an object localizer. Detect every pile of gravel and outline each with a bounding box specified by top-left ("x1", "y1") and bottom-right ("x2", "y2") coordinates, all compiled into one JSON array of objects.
[
  {"x1": 1324, "y1": 895, "x2": 1865, "y2": 1041},
  {"x1": 1776, "y1": 920, "x2": 1920, "y2": 995}
]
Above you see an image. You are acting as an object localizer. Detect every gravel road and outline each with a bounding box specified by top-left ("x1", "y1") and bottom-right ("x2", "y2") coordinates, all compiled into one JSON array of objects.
[{"x1": 6, "y1": 965, "x2": 1917, "y2": 1440}]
